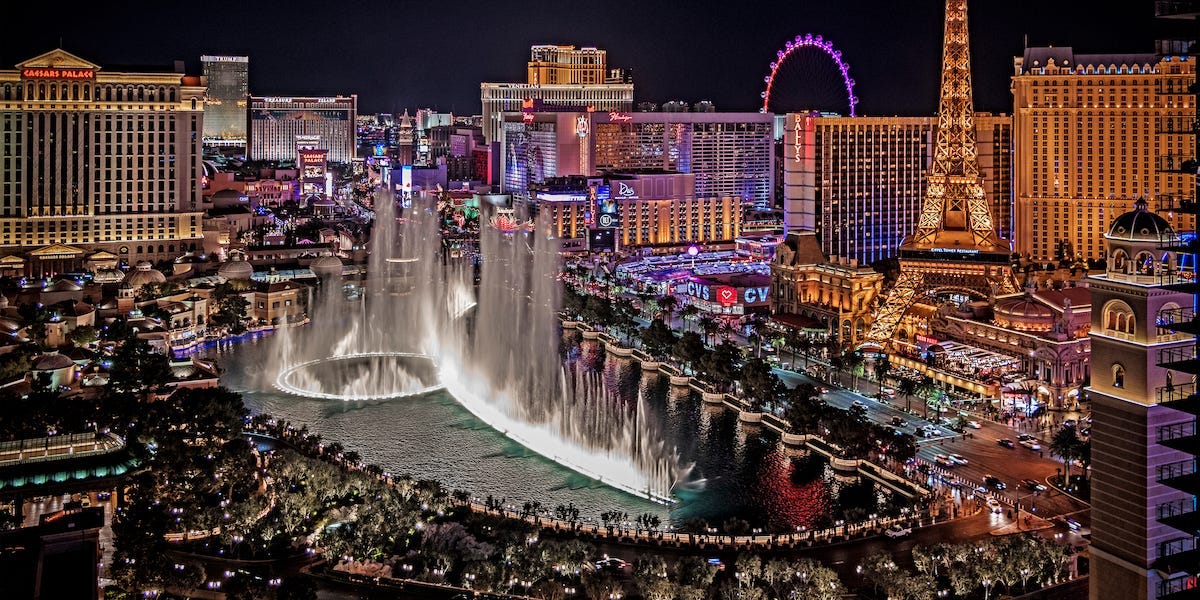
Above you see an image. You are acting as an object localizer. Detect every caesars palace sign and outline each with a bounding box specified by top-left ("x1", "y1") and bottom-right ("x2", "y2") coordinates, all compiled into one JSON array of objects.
[{"x1": 22, "y1": 68, "x2": 95, "y2": 79}]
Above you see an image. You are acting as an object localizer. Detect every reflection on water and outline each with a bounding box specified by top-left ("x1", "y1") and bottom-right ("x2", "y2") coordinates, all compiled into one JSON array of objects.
[{"x1": 209, "y1": 333, "x2": 897, "y2": 531}]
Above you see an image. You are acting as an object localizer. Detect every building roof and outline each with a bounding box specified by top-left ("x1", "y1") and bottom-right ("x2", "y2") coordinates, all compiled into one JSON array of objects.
[
  {"x1": 1032, "y1": 286, "x2": 1091, "y2": 309},
  {"x1": 1020, "y1": 47, "x2": 1158, "y2": 72},
  {"x1": 1107, "y1": 198, "x2": 1173, "y2": 242},
  {"x1": 32, "y1": 353, "x2": 75, "y2": 371}
]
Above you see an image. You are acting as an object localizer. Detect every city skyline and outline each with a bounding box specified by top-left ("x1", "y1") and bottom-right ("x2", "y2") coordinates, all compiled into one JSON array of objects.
[{"x1": 5, "y1": 0, "x2": 1175, "y2": 116}]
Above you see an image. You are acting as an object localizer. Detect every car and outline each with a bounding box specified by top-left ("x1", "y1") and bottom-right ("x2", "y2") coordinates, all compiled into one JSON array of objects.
[
  {"x1": 594, "y1": 557, "x2": 628, "y2": 571},
  {"x1": 1063, "y1": 419, "x2": 1077, "y2": 427},
  {"x1": 1019, "y1": 439, "x2": 1041, "y2": 451},
  {"x1": 819, "y1": 387, "x2": 829, "y2": 395},
  {"x1": 984, "y1": 475, "x2": 1007, "y2": 490},
  {"x1": 852, "y1": 399, "x2": 865, "y2": 408},
  {"x1": 881, "y1": 387, "x2": 897, "y2": 398},
  {"x1": 974, "y1": 485, "x2": 989, "y2": 496},
  {"x1": 935, "y1": 453, "x2": 955, "y2": 466},
  {"x1": 706, "y1": 558, "x2": 726, "y2": 571},
  {"x1": 1022, "y1": 478, "x2": 1048, "y2": 492},
  {"x1": 891, "y1": 416, "x2": 909, "y2": 427},
  {"x1": 998, "y1": 438, "x2": 1016, "y2": 449},
  {"x1": 1017, "y1": 434, "x2": 1036, "y2": 441},
  {"x1": 986, "y1": 498, "x2": 1003, "y2": 513},
  {"x1": 949, "y1": 453, "x2": 968, "y2": 465},
  {"x1": 884, "y1": 525, "x2": 912, "y2": 538},
  {"x1": 967, "y1": 420, "x2": 982, "y2": 429},
  {"x1": 1064, "y1": 517, "x2": 1082, "y2": 531}
]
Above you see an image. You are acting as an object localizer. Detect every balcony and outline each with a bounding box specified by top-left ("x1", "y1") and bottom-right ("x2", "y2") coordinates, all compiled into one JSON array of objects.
[
  {"x1": 1161, "y1": 459, "x2": 1200, "y2": 495},
  {"x1": 1154, "y1": 536, "x2": 1200, "y2": 576},
  {"x1": 1158, "y1": 154, "x2": 1198, "y2": 174},
  {"x1": 1159, "y1": 497, "x2": 1200, "y2": 535},
  {"x1": 1158, "y1": 575, "x2": 1200, "y2": 600},
  {"x1": 1160, "y1": 231, "x2": 1200, "y2": 255},
  {"x1": 1158, "y1": 0, "x2": 1200, "y2": 18},
  {"x1": 1160, "y1": 348, "x2": 1200, "y2": 376},
  {"x1": 1160, "y1": 421, "x2": 1200, "y2": 452},
  {"x1": 1158, "y1": 38, "x2": 1199, "y2": 55},
  {"x1": 1159, "y1": 307, "x2": 1200, "y2": 336},
  {"x1": 1159, "y1": 382, "x2": 1200, "y2": 415}
]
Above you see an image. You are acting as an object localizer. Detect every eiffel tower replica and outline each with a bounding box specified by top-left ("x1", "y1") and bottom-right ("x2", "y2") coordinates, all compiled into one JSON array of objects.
[{"x1": 861, "y1": 0, "x2": 1018, "y2": 350}]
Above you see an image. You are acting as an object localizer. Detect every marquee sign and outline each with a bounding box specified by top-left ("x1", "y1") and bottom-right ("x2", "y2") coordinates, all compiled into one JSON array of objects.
[
  {"x1": 608, "y1": 111, "x2": 633, "y2": 122},
  {"x1": 23, "y1": 68, "x2": 94, "y2": 79}
]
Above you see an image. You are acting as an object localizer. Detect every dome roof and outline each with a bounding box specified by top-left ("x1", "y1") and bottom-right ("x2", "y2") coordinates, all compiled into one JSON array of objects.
[
  {"x1": 217, "y1": 259, "x2": 254, "y2": 280},
  {"x1": 309, "y1": 255, "x2": 344, "y2": 279},
  {"x1": 93, "y1": 268, "x2": 125, "y2": 284},
  {"x1": 993, "y1": 293, "x2": 1055, "y2": 332},
  {"x1": 1108, "y1": 198, "x2": 1173, "y2": 241},
  {"x1": 122, "y1": 261, "x2": 166, "y2": 288},
  {"x1": 32, "y1": 352, "x2": 75, "y2": 371}
]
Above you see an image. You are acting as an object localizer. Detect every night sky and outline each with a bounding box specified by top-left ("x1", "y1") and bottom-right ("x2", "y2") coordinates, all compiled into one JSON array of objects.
[{"x1": 5, "y1": 0, "x2": 1176, "y2": 116}]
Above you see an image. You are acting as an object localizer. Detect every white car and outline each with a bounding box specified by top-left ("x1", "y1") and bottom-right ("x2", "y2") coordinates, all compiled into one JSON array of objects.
[
  {"x1": 935, "y1": 453, "x2": 955, "y2": 466},
  {"x1": 967, "y1": 420, "x2": 982, "y2": 429},
  {"x1": 949, "y1": 453, "x2": 968, "y2": 465},
  {"x1": 884, "y1": 525, "x2": 912, "y2": 538},
  {"x1": 986, "y1": 498, "x2": 1003, "y2": 513},
  {"x1": 1019, "y1": 439, "x2": 1041, "y2": 451}
]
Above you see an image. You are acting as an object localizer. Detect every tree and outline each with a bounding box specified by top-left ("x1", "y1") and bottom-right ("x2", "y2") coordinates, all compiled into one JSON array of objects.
[
  {"x1": 784, "y1": 383, "x2": 825, "y2": 434},
  {"x1": 672, "y1": 331, "x2": 706, "y2": 374},
  {"x1": 657, "y1": 294, "x2": 678, "y2": 323},
  {"x1": 916, "y1": 375, "x2": 938, "y2": 419},
  {"x1": 842, "y1": 350, "x2": 864, "y2": 391},
  {"x1": 68, "y1": 325, "x2": 98, "y2": 348},
  {"x1": 738, "y1": 357, "x2": 782, "y2": 412},
  {"x1": 212, "y1": 282, "x2": 251, "y2": 333},
  {"x1": 107, "y1": 335, "x2": 173, "y2": 396},
  {"x1": 1050, "y1": 424, "x2": 1083, "y2": 483},
  {"x1": 873, "y1": 355, "x2": 892, "y2": 386},
  {"x1": 640, "y1": 319, "x2": 678, "y2": 359},
  {"x1": 898, "y1": 377, "x2": 918, "y2": 413},
  {"x1": 17, "y1": 302, "x2": 53, "y2": 347},
  {"x1": 680, "y1": 304, "x2": 700, "y2": 333},
  {"x1": 698, "y1": 315, "x2": 719, "y2": 346}
]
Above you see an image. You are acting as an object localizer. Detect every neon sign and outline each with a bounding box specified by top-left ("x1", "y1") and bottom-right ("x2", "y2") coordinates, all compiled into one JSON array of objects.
[
  {"x1": 608, "y1": 111, "x2": 632, "y2": 122},
  {"x1": 522, "y1": 113, "x2": 535, "y2": 124},
  {"x1": 716, "y1": 286, "x2": 738, "y2": 307},
  {"x1": 576, "y1": 115, "x2": 590, "y2": 138},
  {"x1": 23, "y1": 68, "x2": 94, "y2": 79},
  {"x1": 617, "y1": 182, "x2": 636, "y2": 197}
]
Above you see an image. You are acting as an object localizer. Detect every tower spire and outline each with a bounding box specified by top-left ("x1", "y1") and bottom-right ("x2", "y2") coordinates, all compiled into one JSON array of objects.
[{"x1": 907, "y1": 0, "x2": 1003, "y2": 249}]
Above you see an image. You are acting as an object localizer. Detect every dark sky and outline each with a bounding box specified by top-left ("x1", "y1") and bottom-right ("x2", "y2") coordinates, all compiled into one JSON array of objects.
[{"x1": 5, "y1": 0, "x2": 1176, "y2": 116}]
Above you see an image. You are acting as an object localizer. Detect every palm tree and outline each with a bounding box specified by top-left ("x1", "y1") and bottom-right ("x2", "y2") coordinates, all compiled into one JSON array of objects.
[
  {"x1": 718, "y1": 318, "x2": 738, "y2": 343},
  {"x1": 1050, "y1": 425, "x2": 1082, "y2": 485},
  {"x1": 842, "y1": 351, "x2": 864, "y2": 391},
  {"x1": 680, "y1": 304, "x2": 700, "y2": 333},
  {"x1": 658, "y1": 294, "x2": 678, "y2": 325},
  {"x1": 917, "y1": 375, "x2": 938, "y2": 420},
  {"x1": 698, "y1": 315, "x2": 719, "y2": 346},
  {"x1": 898, "y1": 377, "x2": 918, "y2": 413}
]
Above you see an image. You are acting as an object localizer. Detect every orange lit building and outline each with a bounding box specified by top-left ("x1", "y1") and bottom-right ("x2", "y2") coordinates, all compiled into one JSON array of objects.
[{"x1": 1011, "y1": 48, "x2": 1196, "y2": 262}]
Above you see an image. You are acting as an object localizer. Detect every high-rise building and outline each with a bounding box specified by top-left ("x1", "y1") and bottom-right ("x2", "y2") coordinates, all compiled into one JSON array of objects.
[
  {"x1": 200, "y1": 55, "x2": 248, "y2": 146},
  {"x1": 481, "y1": 44, "x2": 633, "y2": 144},
  {"x1": 481, "y1": 83, "x2": 633, "y2": 144},
  {"x1": 1086, "y1": 200, "x2": 1197, "y2": 600},
  {"x1": 0, "y1": 49, "x2": 205, "y2": 268},
  {"x1": 1012, "y1": 48, "x2": 1196, "y2": 262},
  {"x1": 532, "y1": 172, "x2": 741, "y2": 251},
  {"x1": 527, "y1": 45, "x2": 607, "y2": 85},
  {"x1": 501, "y1": 110, "x2": 774, "y2": 210},
  {"x1": 783, "y1": 112, "x2": 1011, "y2": 266},
  {"x1": 247, "y1": 96, "x2": 357, "y2": 164}
]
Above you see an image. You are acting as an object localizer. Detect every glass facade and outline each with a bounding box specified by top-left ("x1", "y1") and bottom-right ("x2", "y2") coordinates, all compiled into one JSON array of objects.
[{"x1": 201, "y1": 55, "x2": 248, "y2": 143}]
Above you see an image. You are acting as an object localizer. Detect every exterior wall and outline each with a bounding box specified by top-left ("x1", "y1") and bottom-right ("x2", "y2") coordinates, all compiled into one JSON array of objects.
[
  {"x1": 783, "y1": 113, "x2": 1011, "y2": 266},
  {"x1": 0, "y1": 50, "x2": 205, "y2": 265},
  {"x1": 247, "y1": 96, "x2": 357, "y2": 164},
  {"x1": 480, "y1": 83, "x2": 633, "y2": 143},
  {"x1": 527, "y1": 45, "x2": 607, "y2": 85},
  {"x1": 1012, "y1": 52, "x2": 1196, "y2": 261},
  {"x1": 200, "y1": 55, "x2": 248, "y2": 143}
]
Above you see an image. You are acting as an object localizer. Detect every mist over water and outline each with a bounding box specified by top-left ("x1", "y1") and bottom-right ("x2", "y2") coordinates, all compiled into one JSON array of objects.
[{"x1": 261, "y1": 186, "x2": 687, "y2": 502}]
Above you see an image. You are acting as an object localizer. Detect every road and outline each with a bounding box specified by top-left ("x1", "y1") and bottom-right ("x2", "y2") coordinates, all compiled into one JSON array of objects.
[{"x1": 771, "y1": 368, "x2": 1090, "y2": 523}]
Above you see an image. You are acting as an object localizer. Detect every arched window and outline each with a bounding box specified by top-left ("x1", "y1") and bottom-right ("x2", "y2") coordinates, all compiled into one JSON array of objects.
[
  {"x1": 1135, "y1": 251, "x2": 1156, "y2": 275},
  {"x1": 1103, "y1": 300, "x2": 1136, "y2": 336},
  {"x1": 1112, "y1": 364, "x2": 1125, "y2": 388},
  {"x1": 1159, "y1": 302, "x2": 1182, "y2": 336}
]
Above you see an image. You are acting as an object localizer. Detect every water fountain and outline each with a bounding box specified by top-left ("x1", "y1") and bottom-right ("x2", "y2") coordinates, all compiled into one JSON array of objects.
[{"x1": 264, "y1": 182, "x2": 686, "y2": 502}]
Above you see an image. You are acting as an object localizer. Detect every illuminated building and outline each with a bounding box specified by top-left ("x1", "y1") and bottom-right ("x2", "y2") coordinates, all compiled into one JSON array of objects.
[
  {"x1": 527, "y1": 45, "x2": 608, "y2": 85},
  {"x1": 482, "y1": 44, "x2": 633, "y2": 144},
  {"x1": 783, "y1": 112, "x2": 1011, "y2": 266},
  {"x1": 770, "y1": 234, "x2": 884, "y2": 348},
  {"x1": 0, "y1": 49, "x2": 205, "y2": 267},
  {"x1": 247, "y1": 95, "x2": 357, "y2": 164},
  {"x1": 502, "y1": 110, "x2": 774, "y2": 210},
  {"x1": 200, "y1": 55, "x2": 248, "y2": 146},
  {"x1": 1085, "y1": 199, "x2": 1197, "y2": 600},
  {"x1": 533, "y1": 172, "x2": 741, "y2": 252},
  {"x1": 1012, "y1": 48, "x2": 1196, "y2": 262}
]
